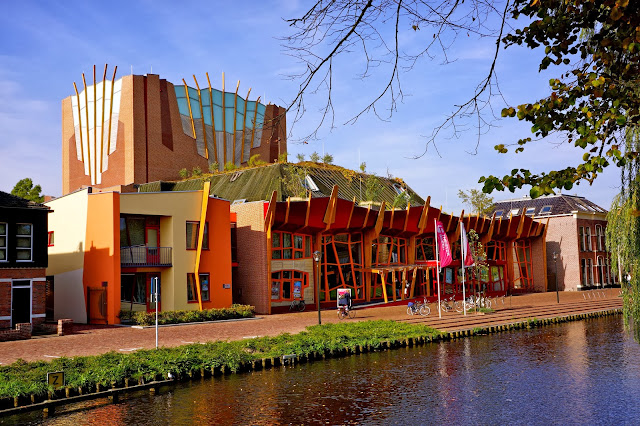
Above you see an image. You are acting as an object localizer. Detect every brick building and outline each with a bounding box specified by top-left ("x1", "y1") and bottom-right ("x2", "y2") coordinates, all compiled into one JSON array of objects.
[
  {"x1": 0, "y1": 191, "x2": 50, "y2": 330},
  {"x1": 491, "y1": 194, "x2": 616, "y2": 292}
]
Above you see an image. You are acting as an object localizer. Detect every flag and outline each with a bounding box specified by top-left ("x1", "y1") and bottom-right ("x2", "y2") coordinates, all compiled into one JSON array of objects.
[
  {"x1": 460, "y1": 222, "x2": 475, "y2": 267},
  {"x1": 436, "y1": 221, "x2": 452, "y2": 268}
]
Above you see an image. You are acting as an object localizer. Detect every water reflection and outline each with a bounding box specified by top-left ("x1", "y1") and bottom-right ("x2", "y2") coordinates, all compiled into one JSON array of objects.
[{"x1": 10, "y1": 316, "x2": 640, "y2": 425}]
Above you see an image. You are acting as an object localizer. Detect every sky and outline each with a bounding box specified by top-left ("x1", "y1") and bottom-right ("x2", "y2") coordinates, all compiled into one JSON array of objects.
[{"x1": 0, "y1": 0, "x2": 621, "y2": 213}]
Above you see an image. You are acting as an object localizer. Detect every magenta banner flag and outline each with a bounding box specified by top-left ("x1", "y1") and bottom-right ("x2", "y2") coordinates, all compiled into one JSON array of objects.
[
  {"x1": 460, "y1": 222, "x2": 475, "y2": 267},
  {"x1": 436, "y1": 221, "x2": 452, "y2": 268}
]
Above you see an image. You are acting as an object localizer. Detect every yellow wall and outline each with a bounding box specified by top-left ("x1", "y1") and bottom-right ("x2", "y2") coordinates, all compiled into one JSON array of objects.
[
  {"x1": 120, "y1": 191, "x2": 232, "y2": 311},
  {"x1": 45, "y1": 189, "x2": 90, "y2": 322}
]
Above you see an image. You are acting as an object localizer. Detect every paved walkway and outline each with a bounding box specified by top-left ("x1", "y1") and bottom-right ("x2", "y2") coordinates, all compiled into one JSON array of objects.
[{"x1": 0, "y1": 289, "x2": 622, "y2": 365}]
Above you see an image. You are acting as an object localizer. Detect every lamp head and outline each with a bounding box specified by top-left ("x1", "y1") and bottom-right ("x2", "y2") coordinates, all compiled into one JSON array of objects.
[
  {"x1": 553, "y1": 252, "x2": 558, "y2": 261},
  {"x1": 313, "y1": 250, "x2": 322, "y2": 262}
]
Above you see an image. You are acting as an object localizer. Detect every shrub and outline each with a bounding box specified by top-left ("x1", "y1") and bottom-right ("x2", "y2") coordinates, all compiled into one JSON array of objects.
[
  {"x1": 125, "y1": 305, "x2": 256, "y2": 326},
  {"x1": 192, "y1": 166, "x2": 202, "y2": 177},
  {"x1": 208, "y1": 162, "x2": 219, "y2": 173},
  {"x1": 179, "y1": 168, "x2": 189, "y2": 179},
  {"x1": 224, "y1": 161, "x2": 238, "y2": 171}
]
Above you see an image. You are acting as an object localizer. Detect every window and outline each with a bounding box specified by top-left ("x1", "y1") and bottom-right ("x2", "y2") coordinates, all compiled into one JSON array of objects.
[
  {"x1": 48, "y1": 231, "x2": 54, "y2": 247},
  {"x1": 16, "y1": 223, "x2": 32, "y2": 261},
  {"x1": 525, "y1": 207, "x2": 536, "y2": 216},
  {"x1": 186, "y1": 222, "x2": 209, "y2": 250},
  {"x1": 304, "y1": 175, "x2": 319, "y2": 192},
  {"x1": 494, "y1": 210, "x2": 504, "y2": 217},
  {"x1": 486, "y1": 241, "x2": 506, "y2": 262},
  {"x1": 513, "y1": 240, "x2": 533, "y2": 290},
  {"x1": 187, "y1": 273, "x2": 210, "y2": 302},
  {"x1": 579, "y1": 227, "x2": 585, "y2": 251},
  {"x1": 272, "y1": 232, "x2": 311, "y2": 259},
  {"x1": 121, "y1": 274, "x2": 146, "y2": 304},
  {"x1": 585, "y1": 227, "x2": 592, "y2": 251},
  {"x1": 0, "y1": 222, "x2": 6, "y2": 261},
  {"x1": 595, "y1": 225, "x2": 604, "y2": 251},
  {"x1": 415, "y1": 237, "x2": 435, "y2": 261},
  {"x1": 539, "y1": 206, "x2": 552, "y2": 215},
  {"x1": 271, "y1": 270, "x2": 308, "y2": 301},
  {"x1": 587, "y1": 258, "x2": 594, "y2": 285},
  {"x1": 372, "y1": 235, "x2": 407, "y2": 265},
  {"x1": 510, "y1": 208, "x2": 520, "y2": 216}
]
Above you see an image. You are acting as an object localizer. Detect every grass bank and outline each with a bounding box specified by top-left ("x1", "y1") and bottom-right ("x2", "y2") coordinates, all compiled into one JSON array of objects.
[{"x1": 0, "y1": 320, "x2": 443, "y2": 405}]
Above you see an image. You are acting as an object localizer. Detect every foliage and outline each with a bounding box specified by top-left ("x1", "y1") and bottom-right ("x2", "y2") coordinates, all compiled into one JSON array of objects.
[
  {"x1": 364, "y1": 173, "x2": 383, "y2": 202},
  {"x1": 309, "y1": 151, "x2": 321, "y2": 163},
  {"x1": 480, "y1": 0, "x2": 640, "y2": 196},
  {"x1": 192, "y1": 166, "x2": 202, "y2": 177},
  {"x1": 606, "y1": 128, "x2": 640, "y2": 341},
  {"x1": 322, "y1": 153, "x2": 334, "y2": 164},
  {"x1": 282, "y1": 165, "x2": 310, "y2": 199},
  {"x1": 359, "y1": 162, "x2": 366, "y2": 173},
  {"x1": 208, "y1": 162, "x2": 219, "y2": 173},
  {"x1": 0, "y1": 320, "x2": 442, "y2": 400},
  {"x1": 179, "y1": 168, "x2": 189, "y2": 179},
  {"x1": 392, "y1": 191, "x2": 409, "y2": 210},
  {"x1": 296, "y1": 153, "x2": 305, "y2": 162},
  {"x1": 248, "y1": 154, "x2": 266, "y2": 168},
  {"x1": 278, "y1": 152, "x2": 289, "y2": 163},
  {"x1": 11, "y1": 178, "x2": 43, "y2": 203},
  {"x1": 120, "y1": 305, "x2": 255, "y2": 326},
  {"x1": 466, "y1": 229, "x2": 489, "y2": 294},
  {"x1": 457, "y1": 189, "x2": 494, "y2": 215},
  {"x1": 224, "y1": 161, "x2": 238, "y2": 171}
]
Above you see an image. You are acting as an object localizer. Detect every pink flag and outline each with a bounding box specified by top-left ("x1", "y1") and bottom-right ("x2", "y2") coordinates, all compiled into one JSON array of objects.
[
  {"x1": 436, "y1": 221, "x2": 452, "y2": 268},
  {"x1": 460, "y1": 222, "x2": 475, "y2": 267}
]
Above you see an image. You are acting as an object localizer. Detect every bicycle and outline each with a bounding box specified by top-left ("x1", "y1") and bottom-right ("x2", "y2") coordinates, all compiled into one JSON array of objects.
[
  {"x1": 439, "y1": 296, "x2": 456, "y2": 313},
  {"x1": 289, "y1": 298, "x2": 306, "y2": 312},
  {"x1": 407, "y1": 297, "x2": 431, "y2": 316},
  {"x1": 337, "y1": 305, "x2": 356, "y2": 319}
]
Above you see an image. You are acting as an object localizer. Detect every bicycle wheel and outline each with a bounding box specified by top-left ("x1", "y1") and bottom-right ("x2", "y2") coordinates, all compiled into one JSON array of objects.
[
  {"x1": 485, "y1": 299, "x2": 491, "y2": 309},
  {"x1": 298, "y1": 301, "x2": 306, "y2": 312},
  {"x1": 454, "y1": 301, "x2": 463, "y2": 313},
  {"x1": 337, "y1": 309, "x2": 345, "y2": 320},
  {"x1": 348, "y1": 309, "x2": 356, "y2": 319},
  {"x1": 419, "y1": 304, "x2": 430, "y2": 316},
  {"x1": 407, "y1": 306, "x2": 414, "y2": 315}
]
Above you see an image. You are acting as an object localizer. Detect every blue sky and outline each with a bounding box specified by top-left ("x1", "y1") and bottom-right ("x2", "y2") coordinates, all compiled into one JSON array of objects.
[{"x1": 0, "y1": 0, "x2": 620, "y2": 212}]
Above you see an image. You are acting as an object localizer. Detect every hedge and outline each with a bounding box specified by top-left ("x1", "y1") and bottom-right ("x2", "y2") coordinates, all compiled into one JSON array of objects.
[{"x1": 119, "y1": 304, "x2": 255, "y2": 326}]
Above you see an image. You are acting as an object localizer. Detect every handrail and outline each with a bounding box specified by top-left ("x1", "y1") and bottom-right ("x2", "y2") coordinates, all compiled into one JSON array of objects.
[{"x1": 120, "y1": 246, "x2": 172, "y2": 267}]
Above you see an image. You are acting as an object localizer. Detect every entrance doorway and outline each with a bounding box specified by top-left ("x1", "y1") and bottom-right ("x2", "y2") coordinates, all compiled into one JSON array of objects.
[{"x1": 11, "y1": 281, "x2": 31, "y2": 327}]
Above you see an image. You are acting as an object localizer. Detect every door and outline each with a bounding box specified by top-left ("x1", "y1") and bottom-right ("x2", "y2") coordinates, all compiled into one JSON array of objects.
[
  {"x1": 146, "y1": 273, "x2": 161, "y2": 312},
  {"x1": 146, "y1": 227, "x2": 160, "y2": 264},
  {"x1": 87, "y1": 287, "x2": 107, "y2": 324},
  {"x1": 11, "y1": 285, "x2": 31, "y2": 327}
]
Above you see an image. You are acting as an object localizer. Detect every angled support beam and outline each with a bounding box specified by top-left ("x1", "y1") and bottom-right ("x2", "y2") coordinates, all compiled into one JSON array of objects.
[
  {"x1": 106, "y1": 66, "x2": 117, "y2": 162},
  {"x1": 304, "y1": 191, "x2": 312, "y2": 228},
  {"x1": 93, "y1": 66, "x2": 97, "y2": 183},
  {"x1": 194, "y1": 181, "x2": 211, "y2": 311},
  {"x1": 193, "y1": 75, "x2": 209, "y2": 159},
  {"x1": 232, "y1": 80, "x2": 239, "y2": 165},
  {"x1": 205, "y1": 73, "x2": 219, "y2": 165},
  {"x1": 99, "y1": 65, "x2": 107, "y2": 173},
  {"x1": 284, "y1": 197, "x2": 291, "y2": 225},
  {"x1": 249, "y1": 96, "x2": 260, "y2": 153},
  {"x1": 418, "y1": 196, "x2": 431, "y2": 234},
  {"x1": 82, "y1": 72, "x2": 91, "y2": 184},
  {"x1": 240, "y1": 88, "x2": 251, "y2": 164},
  {"x1": 380, "y1": 272, "x2": 389, "y2": 304},
  {"x1": 374, "y1": 201, "x2": 386, "y2": 237},
  {"x1": 346, "y1": 197, "x2": 356, "y2": 229},
  {"x1": 323, "y1": 185, "x2": 339, "y2": 231},
  {"x1": 516, "y1": 210, "x2": 526, "y2": 239},
  {"x1": 182, "y1": 79, "x2": 197, "y2": 139},
  {"x1": 453, "y1": 210, "x2": 464, "y2": 242},
  {"x1": 221, "y1": 72, "x2": 227, "y2": 165},
  {"x1": 481, "y1": 212, "x2": 497, "y2": 245},
  {"x1": 73, "y1": 82, "x2": 85, "y2": 165}
]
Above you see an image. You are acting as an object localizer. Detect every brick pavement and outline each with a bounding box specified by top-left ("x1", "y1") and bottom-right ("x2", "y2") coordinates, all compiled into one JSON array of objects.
[{"x1": 0, "y1": 289, "x2": 622, "y2": 365}]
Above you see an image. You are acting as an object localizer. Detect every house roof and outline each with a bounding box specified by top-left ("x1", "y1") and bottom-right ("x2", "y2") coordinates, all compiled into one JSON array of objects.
[
  {"x1": 490, "y1": 194, "x2": 608, "y2": 218},
  {"x1": 0, "y1": 191, "x2": 49, "y2": 210},
  {"x1": 137, "y1": 163, "x2": 425, "y2": 207}
]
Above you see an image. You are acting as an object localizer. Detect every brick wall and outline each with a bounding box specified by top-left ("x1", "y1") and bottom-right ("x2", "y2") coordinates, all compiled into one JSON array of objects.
[
  {"x1": 0, "y1": 323, "x2": 31, "y2": 342},
  {"x1": 32, "y1": 279, "x2": 46, "y2": 326},
  {"x1": 544, "y1": 216, "x2": 580, "y2": 291},
  {"x1": 231, "y1": 202, "x2": 269, "y2": 314},
  {"x1": 530, "y1": 236, "x2": 547, "y2": 292},
  {"x1": 0, "y1": 282, "x2": 9, "y2": 319}
]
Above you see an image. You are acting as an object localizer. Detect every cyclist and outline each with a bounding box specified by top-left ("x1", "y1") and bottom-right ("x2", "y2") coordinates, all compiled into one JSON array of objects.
[{"x1": 338, "y1": 291, "x2": 351, "y2": 314}]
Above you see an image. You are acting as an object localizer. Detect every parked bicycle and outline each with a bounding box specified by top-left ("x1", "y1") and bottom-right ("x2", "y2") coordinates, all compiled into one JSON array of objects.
[
  {"x1": 337, "y1": 305, "x2": 356, "y2": 319},
  {"x1": 439, "y1": 296, "x2": 456, "y2": 313},
  {"x1": 289, "y1": 298, "x2": 306, "y2": 312},
  {"x1": 407, "y1": 297, "x2": 431, "y2": 316}
]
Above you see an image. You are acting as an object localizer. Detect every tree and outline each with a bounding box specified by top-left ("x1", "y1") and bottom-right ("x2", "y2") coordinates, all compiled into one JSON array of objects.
[
  {"x1": 457, "y1": 189, "x2": 494, "y2": 216},
  {"x1": 284, "y1": 1, "x2": 640, "y2": 196},
  {"x1": 296, "y1": 153, "x2": 306, "y2": 162},
  {"x1": 11, "y1": 178, "x2": 43, "y2": 203},
  {"x1": 309, "y1": 151, "x2": 321, "y2": 163},
  {"x1": 322, "y1": 153, "x2": 334, "y2": 164}
]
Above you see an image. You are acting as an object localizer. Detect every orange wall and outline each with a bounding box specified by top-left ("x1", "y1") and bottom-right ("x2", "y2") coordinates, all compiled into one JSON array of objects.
[
  {"x1": 84, "y1": 192, "x2": 121, "y2": 324},
  {"x1": 199, "y1": 198, "x2": 233, "y2": 308}
]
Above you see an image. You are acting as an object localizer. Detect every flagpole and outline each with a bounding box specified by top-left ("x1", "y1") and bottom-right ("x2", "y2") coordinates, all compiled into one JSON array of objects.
[
  {"x1": 461, "y1": 226, "x2": 465, "y2": 316},
  {"x1": 435, "y1": 219, "x2": 441, "y2": 318}
]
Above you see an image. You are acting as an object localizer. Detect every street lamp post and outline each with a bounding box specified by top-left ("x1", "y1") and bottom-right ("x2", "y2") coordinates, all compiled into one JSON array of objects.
[
  {"x1": 313, "y1": 250, "x2": 322, "y2": 325},
  {"x1": 553, "y1": 252, "x2": 559, "y2": 304}
]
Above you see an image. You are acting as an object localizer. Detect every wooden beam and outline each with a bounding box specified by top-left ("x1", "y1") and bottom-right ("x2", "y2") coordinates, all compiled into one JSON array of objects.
[
  {"x1": 232, "y1": 80, "x2": 239, "y2": 165},
  {"x1": 221, "y1": 72, "x2": 226, "y2": 165},
  {"x1": 284, "y1": 197, "x2": 291, "y2": 225},
  {"x1": 193, "y1": 75, "x2": 209, "y2": 159},
  {"x1": 249, "y1": 96, "x2": 260, "y2": 154},
  {"x1": 240, "y1": 88, "x2": 251, "y2": 164},
  {"x1": 73, "y1": 82, "x2": 84, "y2": 168},
  {"x1": 363, "y1": 205, "x2": 371, "y2": 230},
  {"x1": 446, "y1": 212, "x2": 454, "y2": 232},
  {"x1": 182, "y1": 79, "x2": 196, "y2": 139},
  {"x1": 82, "y1": 73, "x2": 91, "y2": 184},
  {"x1": 346, "y1": 197, "x2": 356, "y2": 229},
  {"x1": 403, "y1": 205, "x2": 410, "y2": 233},
  {"x1": 264, "y1": 190, "x2": 277, "y2": 230},
  {"x1": 527, "y1": 215, "x2": 536, "y2": 238},
  {"x1": 205, "y1": 72, "x2": 218, "y2": 165},
  {"x1": 374, "y1": 201, "x2": 386, "y2": 236},
  {"x1": 194, "y1": 181, "x2": 211, "y2": 311},
  {"x1": 409, "y1": 268, "x2": 417, "y2": 298},
  {"x1": 482, "y1": 212, "x2": 497, "y2": 245},
  {"x1": 106, "y1": 66, "x2": 117, "y2": 165},
  {"x1": 323, "y1": 185, "x2": 339, "y2": 231},
  {"x1": 453, "y1": 209, "x2": 464, "y2": 242},
  {"x1": 516, "y1": 210, "x2": 526, "y2": 239},
  {"x1": 93, "y1": 66, "x2": 97, "y2": 183},
  {"x1": 304, "y1": 191, "x2": 312, "y2": 228},
  {"x1": 418, "y1": 196, "x2": 430, "y2": 234},
  {"x1": 380, "y1": 272, "x2": 389, "y2": 304},
  {"x1": 99, "y1": 65, "x2": 107, "y2": 173}
]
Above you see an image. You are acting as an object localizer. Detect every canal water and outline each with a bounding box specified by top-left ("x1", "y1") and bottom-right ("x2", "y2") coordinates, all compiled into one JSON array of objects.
[{"x1": 8, "y1": 315, "x2": 640, "y2": 425}]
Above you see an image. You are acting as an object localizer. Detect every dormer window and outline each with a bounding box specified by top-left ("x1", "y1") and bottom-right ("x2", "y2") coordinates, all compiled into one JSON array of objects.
[
  {"x1": 494, "y1": 210, "x2": 504, "y2": 217},
  {"x1": 525, "y1": 207, "x2": 536, "y2": 216},
  {"x1": 510, "y1": 208, "x2": 519, "y2": 216},
  {"x1": 304, "y1": 175, "x2": 319, "y2": 192}
]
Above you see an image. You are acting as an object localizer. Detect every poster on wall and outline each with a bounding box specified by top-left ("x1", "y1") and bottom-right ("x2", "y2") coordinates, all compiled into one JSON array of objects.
[
  {"x1": 293, "y1": 281, "x2": 302, "y2": 298},
  {"x1": 271, "y1": 282, "x2": 280, "y2": 300}
]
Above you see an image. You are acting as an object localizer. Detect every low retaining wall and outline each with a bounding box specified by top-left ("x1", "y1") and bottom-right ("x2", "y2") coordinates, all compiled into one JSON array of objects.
[
  {"x1": 0, "y1": 308, "x2": 623, "y2": 417},
  {"x1": 0, "y1": 323, "x2": 31, "y2": 342}
]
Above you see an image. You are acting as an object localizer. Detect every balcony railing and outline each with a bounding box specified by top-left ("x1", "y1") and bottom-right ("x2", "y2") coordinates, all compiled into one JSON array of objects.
[{"x1": 121, "y1": 246, "x2": 172, "y2": 267}]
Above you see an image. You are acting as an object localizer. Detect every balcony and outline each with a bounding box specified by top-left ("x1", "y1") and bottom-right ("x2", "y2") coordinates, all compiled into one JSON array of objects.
[{"x1": 121, "y1": 246, "x2": 172, "y2": 267}]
